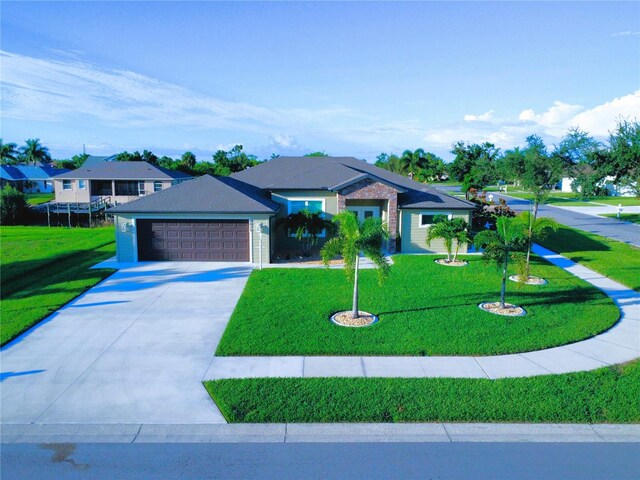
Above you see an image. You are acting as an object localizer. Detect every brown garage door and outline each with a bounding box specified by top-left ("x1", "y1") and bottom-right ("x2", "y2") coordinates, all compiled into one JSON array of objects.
[{"x1": 137, "y1": 220, "x2": 250, "y2": 261}]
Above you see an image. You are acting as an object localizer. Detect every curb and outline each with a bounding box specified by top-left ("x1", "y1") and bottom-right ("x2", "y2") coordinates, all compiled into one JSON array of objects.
[{"x1": 2, "y1": 423, "x2": 639, "y2": 444}]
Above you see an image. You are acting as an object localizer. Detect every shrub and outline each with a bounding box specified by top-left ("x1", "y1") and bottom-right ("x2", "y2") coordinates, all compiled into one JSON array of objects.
[{"x1": 0, "y1": 185, "x2": 29, "y2": 225}]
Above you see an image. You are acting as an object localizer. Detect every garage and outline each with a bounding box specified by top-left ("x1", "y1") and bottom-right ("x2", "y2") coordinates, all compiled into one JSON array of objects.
[{"x1": 137, "y1": 219, "x2": 250, "y2": 261}]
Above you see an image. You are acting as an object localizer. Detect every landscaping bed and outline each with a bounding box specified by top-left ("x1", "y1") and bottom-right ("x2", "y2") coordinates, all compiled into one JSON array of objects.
[
  {"x1": 537, "y1": 225, "x2": 640, "y2": 292},
  {"x1": 0, "y1": 226, "x2": 116, "y2": 345},
  {"x1": 204, "y1": 360, "x2": 640, "y2": 423},
  {"x1": 216, "y1": 255, "x2": 618, "y2": 356}
]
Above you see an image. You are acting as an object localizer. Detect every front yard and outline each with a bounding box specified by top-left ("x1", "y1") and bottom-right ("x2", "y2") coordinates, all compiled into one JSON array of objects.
[
  {"x1": 0, "y1": 226, "x2": 116, "y2": 345},
  {"x1": 216, "y1": 255, "x2": 618, "y2": 357},
  {"x1": 205, "y1": 360, "x2": 640, "y2": 423}
]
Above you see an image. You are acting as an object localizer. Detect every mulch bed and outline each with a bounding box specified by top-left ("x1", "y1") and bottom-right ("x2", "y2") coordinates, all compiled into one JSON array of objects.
[
  {"x1": 508, "y1": 275, "x2": 548, "y2": 285},
  {"x1": 330, "y1": 311, "x2": 378, "y2": 327},
  {"x1": 435, "y1": 259, "x2": 468, "y2": 267},
  {"x1": 478, "y1": 302, "x2": 526, "y2": 317}
]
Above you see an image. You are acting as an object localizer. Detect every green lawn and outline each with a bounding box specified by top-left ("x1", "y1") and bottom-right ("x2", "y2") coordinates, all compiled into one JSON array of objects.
[
  {"x1": 537, "y1": 226, "x2": 640, "y2": 291},
  {"x1": 204, "y1": 360, "x2": 640, "y2": 423},
  {"x1": 216, "y1": 255, "x2": 618, "y2": 356},
  {"x1": 601, "y1": 213, "x2": 640, "y2": 224},
  {"x1": 26, "y1": 192, "x2": 54, "y2": 205},
  {"x1": 506, "y1": 191, "x2": 640, "y2": 207},
  {"x1": 0, "y1": 226, "x2": 116, "y2": 345}
]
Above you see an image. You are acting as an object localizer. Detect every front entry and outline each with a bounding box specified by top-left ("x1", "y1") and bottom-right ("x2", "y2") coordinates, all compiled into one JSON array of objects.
[{"x1": 346, "y1": 206, "x2": 381, "y2": 223}]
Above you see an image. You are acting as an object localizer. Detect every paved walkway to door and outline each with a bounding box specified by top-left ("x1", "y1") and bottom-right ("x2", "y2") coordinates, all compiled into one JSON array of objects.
[
  {"x1": 1, "y1": 261, "x2": 253, "y2": 425},
  {"x1": 205, "y1": 245, "x2": 640, "y2": 380}
]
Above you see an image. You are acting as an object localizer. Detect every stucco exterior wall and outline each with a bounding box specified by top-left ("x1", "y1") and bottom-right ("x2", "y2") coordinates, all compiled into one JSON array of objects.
[
  {"x1": 114, "y1": 212, "x2": 272, "y2": 264},
  {"x1": 400, "y1": 209, "x2": 473, "y2": 254}
]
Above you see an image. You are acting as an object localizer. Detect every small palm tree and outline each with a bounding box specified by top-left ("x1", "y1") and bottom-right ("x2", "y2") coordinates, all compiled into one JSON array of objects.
[
  {"x1": 516, "y1": 211, "x2": 558, "y2": 281},
  {"x1": 426, "y1": 215, "x2": 470, "y2": 263},
  {"x1": 474, "y1": 216, "x2": 527, "y2": 309},
  {"x1": 321, "y1": 211, "x2": 390, "y2": 319},
  {"x1": 0, "y1": 140, "x2": 18, "y2": 165},
  {"x1": 19, "y1": 138, "x2": 51, "y2": 165},
  {"x1": 277, "y1": 209, "x2": 333, "y2": 257}
]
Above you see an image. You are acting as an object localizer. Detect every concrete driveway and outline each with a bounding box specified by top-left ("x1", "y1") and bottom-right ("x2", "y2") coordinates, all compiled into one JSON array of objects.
[{"x1": 0, "y1": 261, "x2": 253, "y2": 424}]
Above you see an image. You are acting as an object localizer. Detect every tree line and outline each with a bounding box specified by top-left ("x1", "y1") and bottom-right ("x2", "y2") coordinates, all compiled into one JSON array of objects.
[{"x1": 2, "y1": 118, "x2": 637, "y2": 195}]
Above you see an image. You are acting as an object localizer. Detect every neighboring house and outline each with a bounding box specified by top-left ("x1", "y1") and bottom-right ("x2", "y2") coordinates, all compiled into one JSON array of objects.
[
  {"x1": 0, "y1": 164, "x2": 70, "y2": 193},
  {"x1": 53, "y1": 161, "x2": 192, "y2": 204},
  {"x1": 557, "y1": 175, "x2": 636, "y2": 196},
  {"x1": 109, "y1": 156, "x2": 475, "y2": 264}
]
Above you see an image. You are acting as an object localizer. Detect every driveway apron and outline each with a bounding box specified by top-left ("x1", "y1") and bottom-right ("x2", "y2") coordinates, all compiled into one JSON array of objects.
[{"x1": 0, "y1": 261, "x2": 252, "y2": 424}]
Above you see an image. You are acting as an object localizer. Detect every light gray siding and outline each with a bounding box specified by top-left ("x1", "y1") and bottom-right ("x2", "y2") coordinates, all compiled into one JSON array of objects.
[
  {"x1": 114, "y1": 213, "x2": 273, "y2": 264},
  {"x1": 400, "y1": 209, "x2": 473, "y2": 254}
]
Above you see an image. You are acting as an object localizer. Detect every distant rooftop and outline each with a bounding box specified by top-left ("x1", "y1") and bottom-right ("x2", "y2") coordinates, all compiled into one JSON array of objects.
[{"x1": 55, "y1": 161, "x2": 192, "y2": 181}]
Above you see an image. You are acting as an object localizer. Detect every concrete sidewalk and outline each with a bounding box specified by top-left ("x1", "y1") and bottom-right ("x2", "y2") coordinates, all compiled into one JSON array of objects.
[
  {"x1": 2, "y1": 422, "x2": 638, "y2": 443},
  {"x1": 205, "y1": 245, "x2": 640, "y2": 380}
]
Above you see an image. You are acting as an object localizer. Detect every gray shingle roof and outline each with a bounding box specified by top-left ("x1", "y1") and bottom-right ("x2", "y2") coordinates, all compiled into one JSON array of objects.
[
  {"x1": 232, "y1": 156, "x2": 475, "y2": 210},
  {"x1": 56, "y1": 161, "x2": 192, "y2": 181},
  {"x1": 108, "y1": 175, "x2": 281, "y2": 214}
]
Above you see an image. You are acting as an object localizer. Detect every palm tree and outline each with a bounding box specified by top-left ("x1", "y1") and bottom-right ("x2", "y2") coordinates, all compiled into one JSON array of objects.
[
  {"x1": 473, "y1": 216, "x2": 527, "y2": 309},
  {"x1": 0, "y1": 140, "x2": 18, "y2": 164},
  {"x1": 321, "y1": 211, "x2": 390, "y2": 319},
  {"x1": 277, "y1": 209, "x2": 333, "y2": 257},
  {"x1": 425, "y1": 216, "x2": 470, "y2": 263},
  {"x1": 452, "y1": 219, "x2": 472, "y2": 262},
  {"x1": 516, "y1": 212, "x2": 558, "y2": 281},
  {"x1": 19, "y1": 139, "x2": 51, "y2": 165}
]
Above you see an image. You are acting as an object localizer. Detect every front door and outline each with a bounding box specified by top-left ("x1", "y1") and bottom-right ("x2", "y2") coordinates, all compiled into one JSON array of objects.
[{"x1": 346, "y1": 206, "x2": 381, "y2": 223}]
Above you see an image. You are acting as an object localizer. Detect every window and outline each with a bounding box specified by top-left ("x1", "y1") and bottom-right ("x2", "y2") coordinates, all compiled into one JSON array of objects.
[
  {"x1": 286, "y1": 198, "x2": 326, "y2": 237},
  {"x1": 138, "y1": 181, "x2": 146, "y2": 196},
  {"x1": 289, "y1": 199, "x2": 323, "y2": 215},
  {"x1": 115, "y1": 180, "x2": 139, "y2": 196},
  {"x1": 63, "y1": 180, "x2": 72, "y2": 190},
  {"x1": 154, "y1": 181, "x2": 163, "y2": 192},
  {"x1": 78, "y1": 180, "x2": 86, "y2": 190},
  {"x1": 419, "y1": 211, "x2": 452, "y2": 227}
]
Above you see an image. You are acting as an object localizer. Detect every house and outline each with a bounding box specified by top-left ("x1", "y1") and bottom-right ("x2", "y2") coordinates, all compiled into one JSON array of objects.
[
  {"x1": 109, "y1": 156, "x2": 475, "y2": 263},
  {"x1": 0, "y1": 164, "x2": 70, "y2": 193},
  {"x1": 557, "y1": 175, "x2": 636, "y2": 196},
  {"x1": 53, "y1": 161, "x2": 192, "y2": 205}
]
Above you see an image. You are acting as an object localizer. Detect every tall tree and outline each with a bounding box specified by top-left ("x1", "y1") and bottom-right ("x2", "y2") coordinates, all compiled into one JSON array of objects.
[
  {"x1": 0, "y1": 140, "x2": 19, "y2": 165},
  {"x1": 605, "y1": 118, "x2": 640, "y2": 196},
  {"x1": 553, "y1": 128, "x2": 606, "y2": 197},
  {"x1": 321, "y1": 212, "x2": 390, "y2": 319},
  {"x1": 19, "y1": 138, "x2": 51, "y2": 165},
  {"x1": 473, "y1": 216, "x2": 527, "y2": 309},
  {"x1": 180, "y1": 151, "x2": 197, "y2": 170},
  {"x1": 212, "y1": 145, "x2": 260, "y2": 175},
  {"x1": 304, "y1": 151, "x2": 329, "y2": 157},
  {"x1": 449, "y1": 141, "x2": 500, "y2": 191}
]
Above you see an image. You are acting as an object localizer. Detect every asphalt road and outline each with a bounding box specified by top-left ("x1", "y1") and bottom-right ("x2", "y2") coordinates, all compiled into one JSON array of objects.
[
  {"x1": 2, "y1": 442, "x2": 639, "y2": 480},
  {"x1": 435, "y1": 186, "x2": 640, "y2": 247}
]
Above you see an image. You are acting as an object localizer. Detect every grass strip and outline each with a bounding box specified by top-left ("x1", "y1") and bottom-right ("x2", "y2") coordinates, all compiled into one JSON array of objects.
[
  {"x1": 537, "y1": 225, "x2": 640, "y2": 291},
  {"x1": 601, "y1": 213, "x2": 640, "y2": 224},
  {"x1": 204, "y1": 360, "x2": 640, "y2": 423}
]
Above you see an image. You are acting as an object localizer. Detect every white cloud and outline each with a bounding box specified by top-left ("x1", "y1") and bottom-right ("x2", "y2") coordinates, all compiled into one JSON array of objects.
[
  {"x1": 424, "y1": 92, "x2": 639, "y2": 149},
  {"x1": 571, "y1": 91, "x2": 640, "y2": 136},
  {"x1": 464, "y1": 110, "x2": 494, "y2": 122},
  {"x1": 611, "y1": 31, "x2": 640, "y2": 37}
]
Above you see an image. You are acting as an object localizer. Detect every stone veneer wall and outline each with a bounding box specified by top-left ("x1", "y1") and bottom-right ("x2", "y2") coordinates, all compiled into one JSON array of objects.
[{"x1": 337, "y1": 179, "x2": 399, "y2": 253}]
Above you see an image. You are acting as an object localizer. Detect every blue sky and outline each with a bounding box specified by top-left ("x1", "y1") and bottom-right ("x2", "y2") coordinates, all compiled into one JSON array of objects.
[{"x1": 1, "y1": 1, "x2": 638, "y2": 162}]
